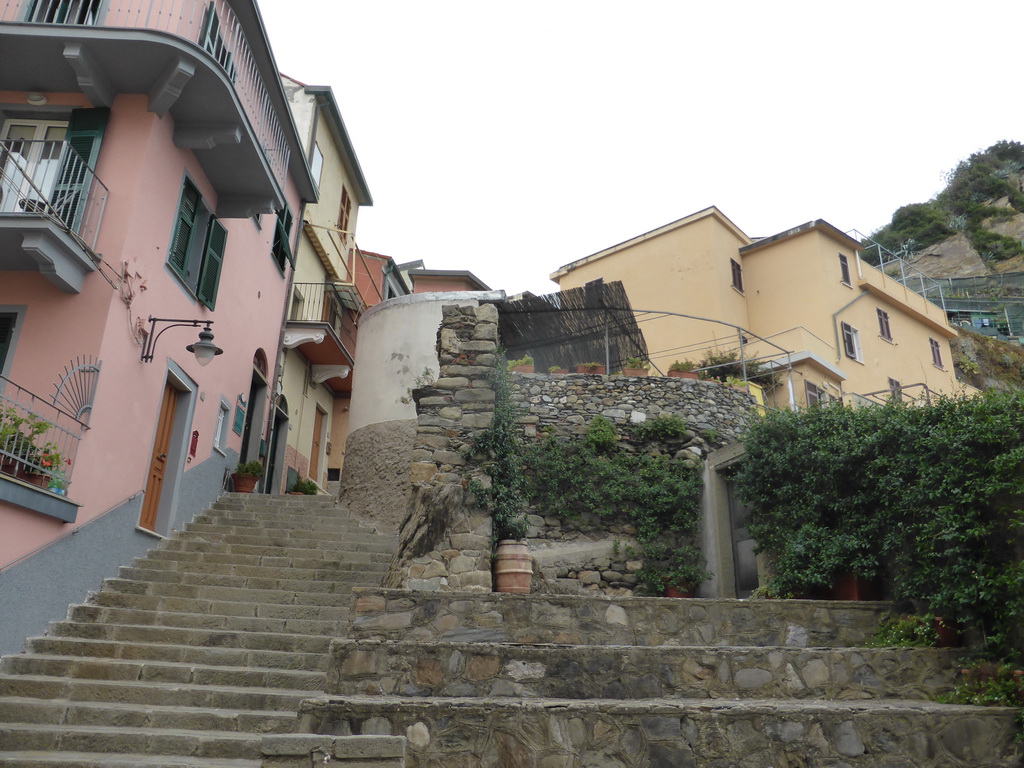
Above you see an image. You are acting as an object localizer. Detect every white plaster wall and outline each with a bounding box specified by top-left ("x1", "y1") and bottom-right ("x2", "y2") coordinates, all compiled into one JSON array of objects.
[{"x1": 348, "y1": 291, "x2": 504, "y2": 433}]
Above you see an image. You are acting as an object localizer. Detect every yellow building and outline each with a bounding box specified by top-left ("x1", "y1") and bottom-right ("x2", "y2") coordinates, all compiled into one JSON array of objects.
[
  {"x1": 274, "y1": 76, "x2": 378, "y2": 493},
  {"x1": 551, "y1": 207, "x2": 964, "y2": 409}
]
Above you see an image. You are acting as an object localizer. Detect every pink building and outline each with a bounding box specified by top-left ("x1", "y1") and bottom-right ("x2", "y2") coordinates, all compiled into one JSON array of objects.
[{"x1": 0, "y1": 0, "x2": 317, "y2": 652}]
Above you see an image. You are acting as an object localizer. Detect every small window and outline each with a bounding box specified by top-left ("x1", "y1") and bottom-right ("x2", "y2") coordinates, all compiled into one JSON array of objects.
[
  {"x1": 309, "y1": 142, "x2": 324, "y2": 189},
  {"x1": 271, "y1": 206, "x2": 294, "y2": 271},
  {"x1": 167, "y1": 178, "x2": 227, "y2": 310},
  {"x1": 839, "y1": 253, "x2": 852, "y2": 286},
  {"x1": 730, "y1": 259, "x2": 744, "y2": 292},
  {"x1": 888, "y1": 378, "x2": 902, "y2": 400},
  {"x1": 841, "y1": 322, "x2": 862, "y2": 362},
  {"x1": 213, "y1": 398, "x2": 230, "y2": 453},
  {"x1": 338, "y1": 186, "x2": 352, "y2": 234},
  {"x1": 877, "y1": 308, "x2": 892, "y2": 341},
  {"x1": 805, "y1": 381, "x2": 824, "y2": 406},
  {"x1": 0, "y1": 313, "x2": 15, "y2": 373},
  {"x1": 930, "y1": 338, "x2": 943, "y2": 368}
]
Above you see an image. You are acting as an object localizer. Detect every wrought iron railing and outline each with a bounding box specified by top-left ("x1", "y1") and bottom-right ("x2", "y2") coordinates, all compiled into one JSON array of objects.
[
  {"x1": 0, "y1": 0, "x2": 289, "y2": 189},
  {"x1": 0, "y1": 137, "x2": 108, "y2": 249},
  {"x1": 0, "y1": 374, "x2": 86, "y2": 494},
  {"x1": 289, "y1": 282, "x2": 358, "y2": 358}
]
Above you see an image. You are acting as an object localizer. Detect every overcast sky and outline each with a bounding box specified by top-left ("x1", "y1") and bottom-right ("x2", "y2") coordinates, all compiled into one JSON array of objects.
[{"x1": 257, "y1": 0, "x2": 1023, "y2": 297}]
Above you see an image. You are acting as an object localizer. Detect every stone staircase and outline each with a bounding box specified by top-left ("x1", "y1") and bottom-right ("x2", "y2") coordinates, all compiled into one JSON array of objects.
[
  {"x1": 0, "y1": 494, "x2": 399, "y2": 768},
  {"x1": 295, "y1": 589, "x2": 1024, "y2": 767}
]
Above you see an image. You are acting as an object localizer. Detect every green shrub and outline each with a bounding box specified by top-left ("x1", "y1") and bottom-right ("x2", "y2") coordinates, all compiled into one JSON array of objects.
[
  {"x1": 291, "y1": 478, "x2": 318, "y2": 494},
  {"x1": 234, "y1": 461, "x2": 264, "y2": 477},
  {"x1": 868, "y1": 614, "x2": 940, "y2": 648}
]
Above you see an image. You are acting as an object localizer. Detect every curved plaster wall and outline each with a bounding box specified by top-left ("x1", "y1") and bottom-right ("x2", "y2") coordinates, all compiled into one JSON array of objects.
[{"x1": 347, "y1": 291, "x2": 504, "y2": 432}]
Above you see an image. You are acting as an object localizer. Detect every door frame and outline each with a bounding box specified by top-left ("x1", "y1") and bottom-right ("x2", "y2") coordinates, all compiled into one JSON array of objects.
[{"x1": 139, "y1": 363, "x2": 196, "y2": 536}]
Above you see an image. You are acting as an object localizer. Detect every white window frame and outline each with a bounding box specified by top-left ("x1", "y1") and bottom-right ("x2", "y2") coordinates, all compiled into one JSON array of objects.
[
  {"x1": 309, "y1": 142, "x2": 324, "y2": 189},
  {"x1": 841, "y1": 322, "x2": 862, "y2": 362},
  {"x1": 213, "y1": 397, "x2": 231, "y2": 454}
]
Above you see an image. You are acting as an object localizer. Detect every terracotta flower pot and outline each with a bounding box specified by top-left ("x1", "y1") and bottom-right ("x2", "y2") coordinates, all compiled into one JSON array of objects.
[
  {"x1": 232, "y1": 473, "x2": 259, "y2": 493},
  {"x1": 664, "y1": 584, "x2": 696, "y2": 598},
  {"x1": 828, "y1": 573, "x2": 882, "y2": 601},
  {"x1": 934, "y1": 617, "x2": 960, "y2": 648},
  {"x1": 576, "y1": 365, "x2": 606, "y2": 375},
  {"x1": 511, "y1": 365, "x2": 535, "y2": 373},
  {"x1": 668, "y1": 370, "x2": 698, "y2": 379},
  {"x1": 494, "y1": 540, "x2": 532, "y2": 594},
  {"x1": 622, "y1": 368, "x2": 648, "y2": 377}
]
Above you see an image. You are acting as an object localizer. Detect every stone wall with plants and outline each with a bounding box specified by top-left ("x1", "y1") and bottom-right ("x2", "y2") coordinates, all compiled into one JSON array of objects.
[{"x1": 385, "y1": 303, "x2": 759, "y2": 596}]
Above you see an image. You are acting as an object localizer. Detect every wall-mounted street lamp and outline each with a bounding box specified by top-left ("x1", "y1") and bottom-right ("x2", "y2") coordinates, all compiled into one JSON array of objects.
[{"x1": 141, "y1": 317, "x2": 223, "y2": 366}]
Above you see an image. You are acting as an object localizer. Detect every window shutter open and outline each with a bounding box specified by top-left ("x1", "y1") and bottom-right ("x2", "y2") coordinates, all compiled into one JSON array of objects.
[
  {"x1": 0, "y1": 313, "x2": 15, "y2": 372},
  {"x1": 52, "y1": 107, "x2": 109, "y2": 231},
  {"x1": 197, "y1": 217, "x2": 227, "y2": 309},
  {"x1": 169, "y1": 181, "x2": 201, "y2": 278}
]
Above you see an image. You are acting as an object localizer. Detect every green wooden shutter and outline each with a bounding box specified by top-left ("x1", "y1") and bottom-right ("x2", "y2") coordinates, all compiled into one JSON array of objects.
[
  {"x1": 51, "y1": 108, "x2": 108, "y2": 232},
  {"x1": 0, "y1": 314, "x2": 15, "y2": 372},
  {"x1": 169, "y1": 180, "x2": 201, "y2": 278},
  {"x1": 197, "y1": 217, "x2": 227, "y2": 309}
]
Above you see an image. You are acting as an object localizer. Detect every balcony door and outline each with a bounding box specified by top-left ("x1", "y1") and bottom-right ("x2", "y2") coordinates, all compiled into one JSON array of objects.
[{"x1": 0, "y1": 120, "x2": 67, "y2": 215}]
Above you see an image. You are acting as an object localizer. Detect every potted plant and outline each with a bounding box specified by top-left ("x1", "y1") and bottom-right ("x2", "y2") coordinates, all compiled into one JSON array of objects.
[
  {"x1": 660, "y1": 545, "x2": 710, "y2": 598},
  {"x1": 507, "y1": 355, "x2": 535, "y2": 374},
  {"x1": 668, "y1": 360, "x2": 699, "y2": 380},
  {"x1": 290, "y1": 477, "x2": 319, "y2": 495},
  {"x1": 575, "y1": 361, "x2": 606, "y2": 375},
  {"x1": 232, "y1": 460, "x2": 264, "y2": 493},
  {"x1": 0, "y1": 408, "x2": 49, "y2": 476},
  {"x1": 548, "y1": 365, "x2": 568, "y2": 375},
  {"x1": 622, "y1": 357, "x2": 650, "y2": 377}
]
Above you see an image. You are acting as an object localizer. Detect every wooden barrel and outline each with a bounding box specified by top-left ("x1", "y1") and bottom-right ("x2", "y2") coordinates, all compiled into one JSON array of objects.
[{"x1": 494, "y1": 540, "x2": 532, "y2": 594}]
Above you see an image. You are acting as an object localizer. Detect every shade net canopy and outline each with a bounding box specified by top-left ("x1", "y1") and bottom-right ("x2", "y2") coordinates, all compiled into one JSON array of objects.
[{"x1": 494, "y1": 281, "x2": 648, "y2": 373}]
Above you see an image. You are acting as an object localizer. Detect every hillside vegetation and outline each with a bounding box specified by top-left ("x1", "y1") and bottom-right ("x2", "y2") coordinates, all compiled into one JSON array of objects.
[{"x1": 868, "y1": 140, "x2": 1024, "y2": 266}]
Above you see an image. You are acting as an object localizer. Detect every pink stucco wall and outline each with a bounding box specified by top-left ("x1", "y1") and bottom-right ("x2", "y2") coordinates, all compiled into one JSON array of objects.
[{"x1": 0, "y1": 92, "x2": 299, "y2": 568}]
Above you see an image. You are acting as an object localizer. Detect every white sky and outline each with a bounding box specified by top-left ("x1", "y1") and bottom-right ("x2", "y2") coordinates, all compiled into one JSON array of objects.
[{"x1": 257, "y1": 0, "x2": 1024, "y2": 297}]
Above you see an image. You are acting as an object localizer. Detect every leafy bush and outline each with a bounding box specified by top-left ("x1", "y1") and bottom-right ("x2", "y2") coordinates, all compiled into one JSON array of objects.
[
  {"x1": 868, "y1": 614, "x2": 940, "y2": 648},
  {"x1": 736, "y1": 392, "x2": 1024, "y2": 653},
  {"x1": 633, "y1": 414, "x2": 691, "y2": 442},
  {"x1": 290, "y1": 478, "x2": 318, "y2": 494},
  {"x1": 522, "y1": 416, "x2": 708, "y2": 593},
  {"x1": 234, "y1": 460, "x2": 264, "y2": 477}
]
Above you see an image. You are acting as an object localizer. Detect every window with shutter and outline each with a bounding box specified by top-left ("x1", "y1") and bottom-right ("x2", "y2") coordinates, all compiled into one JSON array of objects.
[
  {"x1": 841, "y1": 322, "x2": 862, "y2": 361},
  {"x1": 271, "y1": 206, "x2": 293, "y2": 271},
  {"x1": 0, "y1": 313, "x2": 15, "y2": 373},
  {"x1": 839, "y1": 253, "x2": 851, "y2": 286},
  {"x1": 196, "y1": 218, "x2": 227, "y2": 310},
  {"x1": 876, "y1": 308, "x2": 892, "y2": 341},
  {"x1": 730, "y1": 259, "x2": 743, "y2": 292},
  {"x1": 168, "y1": 180, "x2": 201, "y2": 279},
  {"x1": 51, "y1": 107, "x2": 108, "y2": 232},
  {"x1": 930, "y1": 338, "x2": 943, "y2": 368}
]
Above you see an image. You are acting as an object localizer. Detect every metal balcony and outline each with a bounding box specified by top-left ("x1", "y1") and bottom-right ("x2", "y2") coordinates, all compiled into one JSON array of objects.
[
  {"x1": 0, "y1": 0, "x2": 291, "y2": 216},
  {"x1": 0, "y1": 137, "x2": 107, "y2": 291},
  {"x1": 283, "y1": 282, "x2": 358, "y2": 392}
]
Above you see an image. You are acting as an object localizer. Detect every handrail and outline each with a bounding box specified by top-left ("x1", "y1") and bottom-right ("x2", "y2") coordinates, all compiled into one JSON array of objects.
[
  {"x1": 0, "y1": 138, "x2": 108, "y2": 250},
  {"x1": 0, "y1": 0, "x2": 289, "y2": 189}
]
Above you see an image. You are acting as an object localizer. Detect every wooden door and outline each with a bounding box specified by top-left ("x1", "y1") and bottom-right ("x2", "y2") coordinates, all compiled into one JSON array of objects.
[
  {"x1": 140, "y1": 382, "x2": 176, "y2": 531},
  {"x1": 309, "y1": 407, "x2": 325, "y2": 485}
]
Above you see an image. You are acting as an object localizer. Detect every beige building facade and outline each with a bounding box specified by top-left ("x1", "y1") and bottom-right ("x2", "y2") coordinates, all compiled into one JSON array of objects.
[
  {"x1": 275, "y1": 77, "x2": 374, "y2": 492},
  {"x1": 551, "y1": 207, "x2": 964, "y2": 409}
]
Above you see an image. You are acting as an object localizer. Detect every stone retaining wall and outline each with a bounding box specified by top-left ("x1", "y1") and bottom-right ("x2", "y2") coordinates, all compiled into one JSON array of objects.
[
  {"x1": 329, "y1": 638, "x2": 958, "y2": 702},
  {"x1": 296, "y1": 697, "x2": 1023, "y2": 768},
  {"x1": 349, "y1": 589, "x2": 888, "y2": 648}
]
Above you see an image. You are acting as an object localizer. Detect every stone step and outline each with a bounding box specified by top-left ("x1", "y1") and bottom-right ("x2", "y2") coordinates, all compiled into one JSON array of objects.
[
  {"x1": 156, "y1": 539, "x2": 394, "y2": 561},
  {"x1": 171, "y1": 532, "x2": 397, "y2": 554},
  {"x1": 0, "y1": 675, "x2": 310, "y2": 712},
  {"x1": 0, "y1": 752, "x2": 258, "y2": 768},
  {"x1": 107, "y1": 570, "x2": 381, "y2": 596},
  {"x1": 146, "y1": 546, "x2": 390, "y2": 566},
  {"x1": 350, "y1": 589, "x2": 890, "y2": 648},
  {"x1": 46, "y1": 620, "x2": 333, "y2": 655},
  {"x1": 298, "y1": 694, "x2": 1024, "y2": 767},
  {"x1": 329, "y1": 639, "x2": 958, "y2": 702},
  {"x1": 25, "y1": 636, "x2": 326, "y2": 672},
  {"x1": 87, "y1": 587, "x2": 351, "y2": 617},
  {"x1": 181, "y1": 527, "x2": 393, "y2": 548},
  {"x1": 123, "y1": 557, "x2": 387, "y2": 582},
  {"x1": 0, "y1": 695, "x2": 295, "y2": 733},
  {"x1": 186, "y1": 518, "x2": 384, "y2": 537},
  {"x1": 0, "y1": 722, "x2": 263, "y2": 760},
  {"x1": 65, "y1": 604, "x2": 344, "y2": 637},
  {"x1": 2, "y1": 654, "x2": 326, "y2": 691}
]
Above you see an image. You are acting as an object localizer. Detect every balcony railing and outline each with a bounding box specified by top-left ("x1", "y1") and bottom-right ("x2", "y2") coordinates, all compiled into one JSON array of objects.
[
  {"x1": 290, "y1": 282, "x2": 358, "y2": 357},
  {"x1": 0, "y1": 0, "x2": 289, "y2": 189},
  {"x1": 0, "y1": 374, "x2": 86, "y2": 495},
  {"x1": 0, "y1": 137, "x2": 108, "y2": 249}
]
